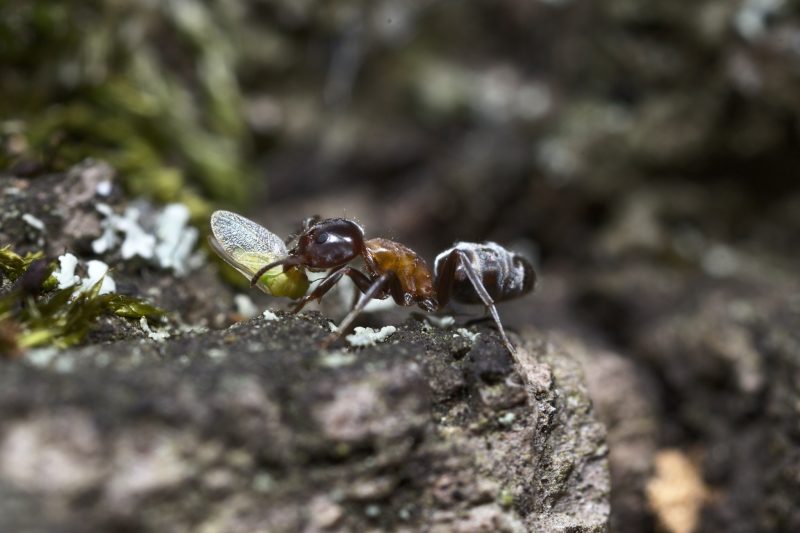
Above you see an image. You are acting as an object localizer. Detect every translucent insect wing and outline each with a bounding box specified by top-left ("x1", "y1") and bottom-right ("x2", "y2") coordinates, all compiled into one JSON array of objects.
[{"x1": 209, "y1": 210, "x2": 306, "y2": 297}]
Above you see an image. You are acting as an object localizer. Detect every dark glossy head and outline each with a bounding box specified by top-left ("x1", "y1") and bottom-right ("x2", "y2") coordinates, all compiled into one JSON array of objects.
[{"x1": 292, "y1": 218, "x2": 365, "y2": 269}]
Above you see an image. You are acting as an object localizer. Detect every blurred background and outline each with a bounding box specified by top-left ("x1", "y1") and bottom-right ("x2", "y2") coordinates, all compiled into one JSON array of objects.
[{"x1": 3, "y1": 1, "x2": 800, "y2": 532}]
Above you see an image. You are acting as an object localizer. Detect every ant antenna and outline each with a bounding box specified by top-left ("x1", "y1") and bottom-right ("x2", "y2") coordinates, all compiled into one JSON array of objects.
[{"x1": 250, "y1": 257, "x2": 302, "y2": 287}]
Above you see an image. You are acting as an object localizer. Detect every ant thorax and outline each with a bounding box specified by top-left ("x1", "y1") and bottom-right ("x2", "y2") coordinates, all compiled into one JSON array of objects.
[
  {"x1": 364, "y1": 238, "x2": 436, "y2": 301},
  {"x1": 435, "y1": 241, "x2": 532, "y2": 304}
]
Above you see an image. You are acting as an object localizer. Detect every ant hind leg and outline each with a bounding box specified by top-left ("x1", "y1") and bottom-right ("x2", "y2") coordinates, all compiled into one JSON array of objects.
[{"x1": 448, "y1": 251, "x2": 516, "y2": 355}]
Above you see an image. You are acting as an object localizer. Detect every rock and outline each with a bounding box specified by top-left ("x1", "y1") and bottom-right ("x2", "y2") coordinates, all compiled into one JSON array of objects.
[
  {"x1": 579, "y1": 260, "x2": 800, "y2": 532},
  {"x1": 0, "y1": 311, "x2": 609, "y2": 532}
]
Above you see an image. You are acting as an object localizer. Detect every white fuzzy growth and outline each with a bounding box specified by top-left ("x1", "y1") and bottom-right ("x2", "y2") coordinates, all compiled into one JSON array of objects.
[
  {"x1": 81, "y1": 260, "x2": 116, "y2": 295},
  {"x1": 426, "y1": 315, "x2": 455, "y2": 328},
  {"x1": 55, "y1": 254, "x2": 115, "y2": 294},
  {"x1": 139, "y1": 317, "x2": 170, "y2": 341},
  {"x1": 91, "y1": 204, "x2": 118, "y2": 254},
  {"x1": 94, "y1": 203, "x2": 199, "y2": 275},
  {"x1": 26, "y1": 347, "x2": 59, "y2": 367},
  {"x1": 119, "y1": 207, "x2": 156, "y2": 260},
  {"x1": 736, "y1": 0, "x2": 784, "y2": 40},
  {"x1": 154, "y1": 203, "x2": 198, "y2": 275},
  {"x1": 456, "y1": 328, "x2": 479, "y2": 343},
  {"x1": 497, "y1": 412, "x2": 516, "y2": 426},
  {"x1": 93, "y1": 204, "x2": 157, "y2": 259},
  {"x1": 22, "y1": 213, "x2": 45, "y2": 231},
  {"x1": 234, "y1": 294, "x2": 258, "y2": 319},
  {"x1": 91, "y1": 227, "x2": 117, "y2": 254},
  {"x1": 319, "y1": 350, "x2": 357, "y2": 368},
  {"x1": 261, "y1": 309, "x2": 279, "y2": 321},
  {"x1": 345, "y1": 326, "x2": 397, "y2": 347},
  {"x1": 54, "y1": 253, "x2": 81, "y2": 289},
  {"x1": 95, "y1": 180, "x2": 113, "y2": 196}
]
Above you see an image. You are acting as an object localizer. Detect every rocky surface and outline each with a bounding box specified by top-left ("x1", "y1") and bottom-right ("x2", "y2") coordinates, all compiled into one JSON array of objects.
[
  {"x1": 579, "y1": 262, "x2": 800, "y2": 533},
  {"x1": 0, "y1": 312, "x2": 609, "y2": 532}
]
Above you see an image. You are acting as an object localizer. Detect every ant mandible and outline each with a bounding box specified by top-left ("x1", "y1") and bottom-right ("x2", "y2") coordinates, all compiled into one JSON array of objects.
[{"x1": 247, "y1": 217, "x2": 536, "y2": 353}]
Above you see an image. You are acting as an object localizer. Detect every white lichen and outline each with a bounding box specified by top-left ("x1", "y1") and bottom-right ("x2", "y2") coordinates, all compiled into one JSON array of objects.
[
  {"x1": 154, "y1": 203, "x2": 198, "y2": 275},
  {"x1": 93, "y1": 202, "x2": 199, "y2": 276},
  {"x1": 207, "y1": 348, "x2": 227, "y2": 360},
  {"x1": 81, "y1": 260, "x2": 116, "y2": 295},
  {"x1": 345, "y1": 325, "x2": 397, "y2": 347},
  {"x1": 319, "y1": 350, "x2": 357, "y2": 368},
  {"x1": 456, "y1": 328, "x2": 479, "y2": 343},
  {"x1": 498, "y1": 412, "x2": 516, "y2": 426},
  {"x1": 735, "y1": 0, "x2": 785, "y2": 40},
  {"x1": 139, "y1": 317, "x2": 170, "y2": 341},
  {"x1": 119, "y1": 207, "x2": 157, "y2": 260},
  {"x1": 426, "y1": 315, "x2": 455, "y2": 328},
  {"x1": 54, "y1": 253, "x2": 81, "y2": 289},
  {"x1": 26, "y1": 347, "x2": 59, "y2": 368},
  {"x1": 21, "y1": 213, "x2": 45, "y2": 231},
  {"x1": 234, "y1": 295, "x2": 258, "y2": 319},
  {"x1": 95, "y1": 180, "x2": 113, "y2": 196},
  {"x1": 54, "y1": 254, "x2": 116, "y2": 295},
  {"x1": 54, "y1": 356, "x2": 75, "y2": 374},
  {"x1": 91, "y1": 204, "x2": 118, "y2": 255},
  {"x1": 92, "y1": 204, "x2": 156, "y2": 259},
  {"x1": 261, "y1": 309, "x2": 279, "y2": 321}
]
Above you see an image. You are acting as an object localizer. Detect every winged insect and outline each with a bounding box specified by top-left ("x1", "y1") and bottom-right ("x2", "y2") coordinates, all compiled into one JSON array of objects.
[{"x1": 209, "y1": 211, "x2": 309, "y2": 299}]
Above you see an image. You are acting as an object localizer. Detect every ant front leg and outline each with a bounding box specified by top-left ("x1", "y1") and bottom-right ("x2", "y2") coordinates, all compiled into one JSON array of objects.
[
  {"x1": 321, "y1": 271, "x2": 395, "y2": 348},
  {"x1": 291, "y1": 266, "x2": 374, "y2": 314},
  {"x1": 435, "y1": 249, "x2": 516, "y2": 355}
]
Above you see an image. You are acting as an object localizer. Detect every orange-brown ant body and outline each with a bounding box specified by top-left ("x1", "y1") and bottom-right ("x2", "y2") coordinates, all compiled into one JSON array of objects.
[{"x1": 248, "y1": 217, "x2": 536, "y2": 353}]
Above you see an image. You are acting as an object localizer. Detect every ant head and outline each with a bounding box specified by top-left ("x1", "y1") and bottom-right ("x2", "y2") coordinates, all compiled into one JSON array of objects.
[{"x1": 294, "y1": 218, "x2": 365, "y2": 269}]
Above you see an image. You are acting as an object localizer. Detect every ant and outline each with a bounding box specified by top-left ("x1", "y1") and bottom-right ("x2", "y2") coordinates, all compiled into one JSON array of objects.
[{"x1": 241, "y1": 216, "x2": 536, "y2": 353}]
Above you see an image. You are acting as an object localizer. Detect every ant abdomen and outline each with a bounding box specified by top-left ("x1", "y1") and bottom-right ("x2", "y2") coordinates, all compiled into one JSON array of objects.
[{"x1": 434, "y1": 242, "x2": 535, "y2": 304}]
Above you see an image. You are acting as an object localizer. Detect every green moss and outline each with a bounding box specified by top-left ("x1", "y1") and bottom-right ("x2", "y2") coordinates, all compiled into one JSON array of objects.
[
  {"x1": 498, "y1": 487, "x2": 515, "y2": 508},
  {"x1": 0, "y1": 1, "x2": 256, "y2": 210},
  {"x1": 0, "y1": 247, "x2": 164, "y2": 354},
  {"x1": 0, "y1": 247, "x2": 46, "y2": 284}
]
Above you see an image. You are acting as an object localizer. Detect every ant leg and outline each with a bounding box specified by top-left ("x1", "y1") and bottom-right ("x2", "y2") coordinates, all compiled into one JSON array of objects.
[
  {"x1": 437, "y1": 250, "x2": 516, "y2": 354},
  {"x1": 322, "y1": 272, "x2": 393, "y2": 347},
  {"x1": 291, "y1": 266, "x2": 374, "y2": 314},
  {"x1": 433, "y1": 248, "x2": 469, "y2": 308}
]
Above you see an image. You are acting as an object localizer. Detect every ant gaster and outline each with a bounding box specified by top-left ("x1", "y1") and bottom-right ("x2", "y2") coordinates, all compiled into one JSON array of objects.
[{"x1": 250, "y1": 217, "x2": 536, "y2": 353}]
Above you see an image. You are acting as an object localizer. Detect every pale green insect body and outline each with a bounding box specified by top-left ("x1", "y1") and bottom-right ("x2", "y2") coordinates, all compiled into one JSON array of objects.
[{"x1": 209, "y1": 210, "x2": 309, "y2": 299}]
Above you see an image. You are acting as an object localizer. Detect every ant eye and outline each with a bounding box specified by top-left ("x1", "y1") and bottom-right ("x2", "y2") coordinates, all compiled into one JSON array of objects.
[{"x1": 315, "y1": 232, "x2": 329, "y2": 244}]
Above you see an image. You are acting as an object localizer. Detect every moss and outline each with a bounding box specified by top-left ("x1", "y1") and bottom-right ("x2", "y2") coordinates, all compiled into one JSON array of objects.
[
  {"x1": 498, "y1": 487, "x2": 515, "y2": 508},
  {"x1": 0, "y1": 247, "x2": 164, "y2": 355},
  {"x1": 0, "y1": 1, "x2": 255, "y2": 211},
  {"x1": 0, "y1": 247, "x2": 48, "y2": 284}
]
